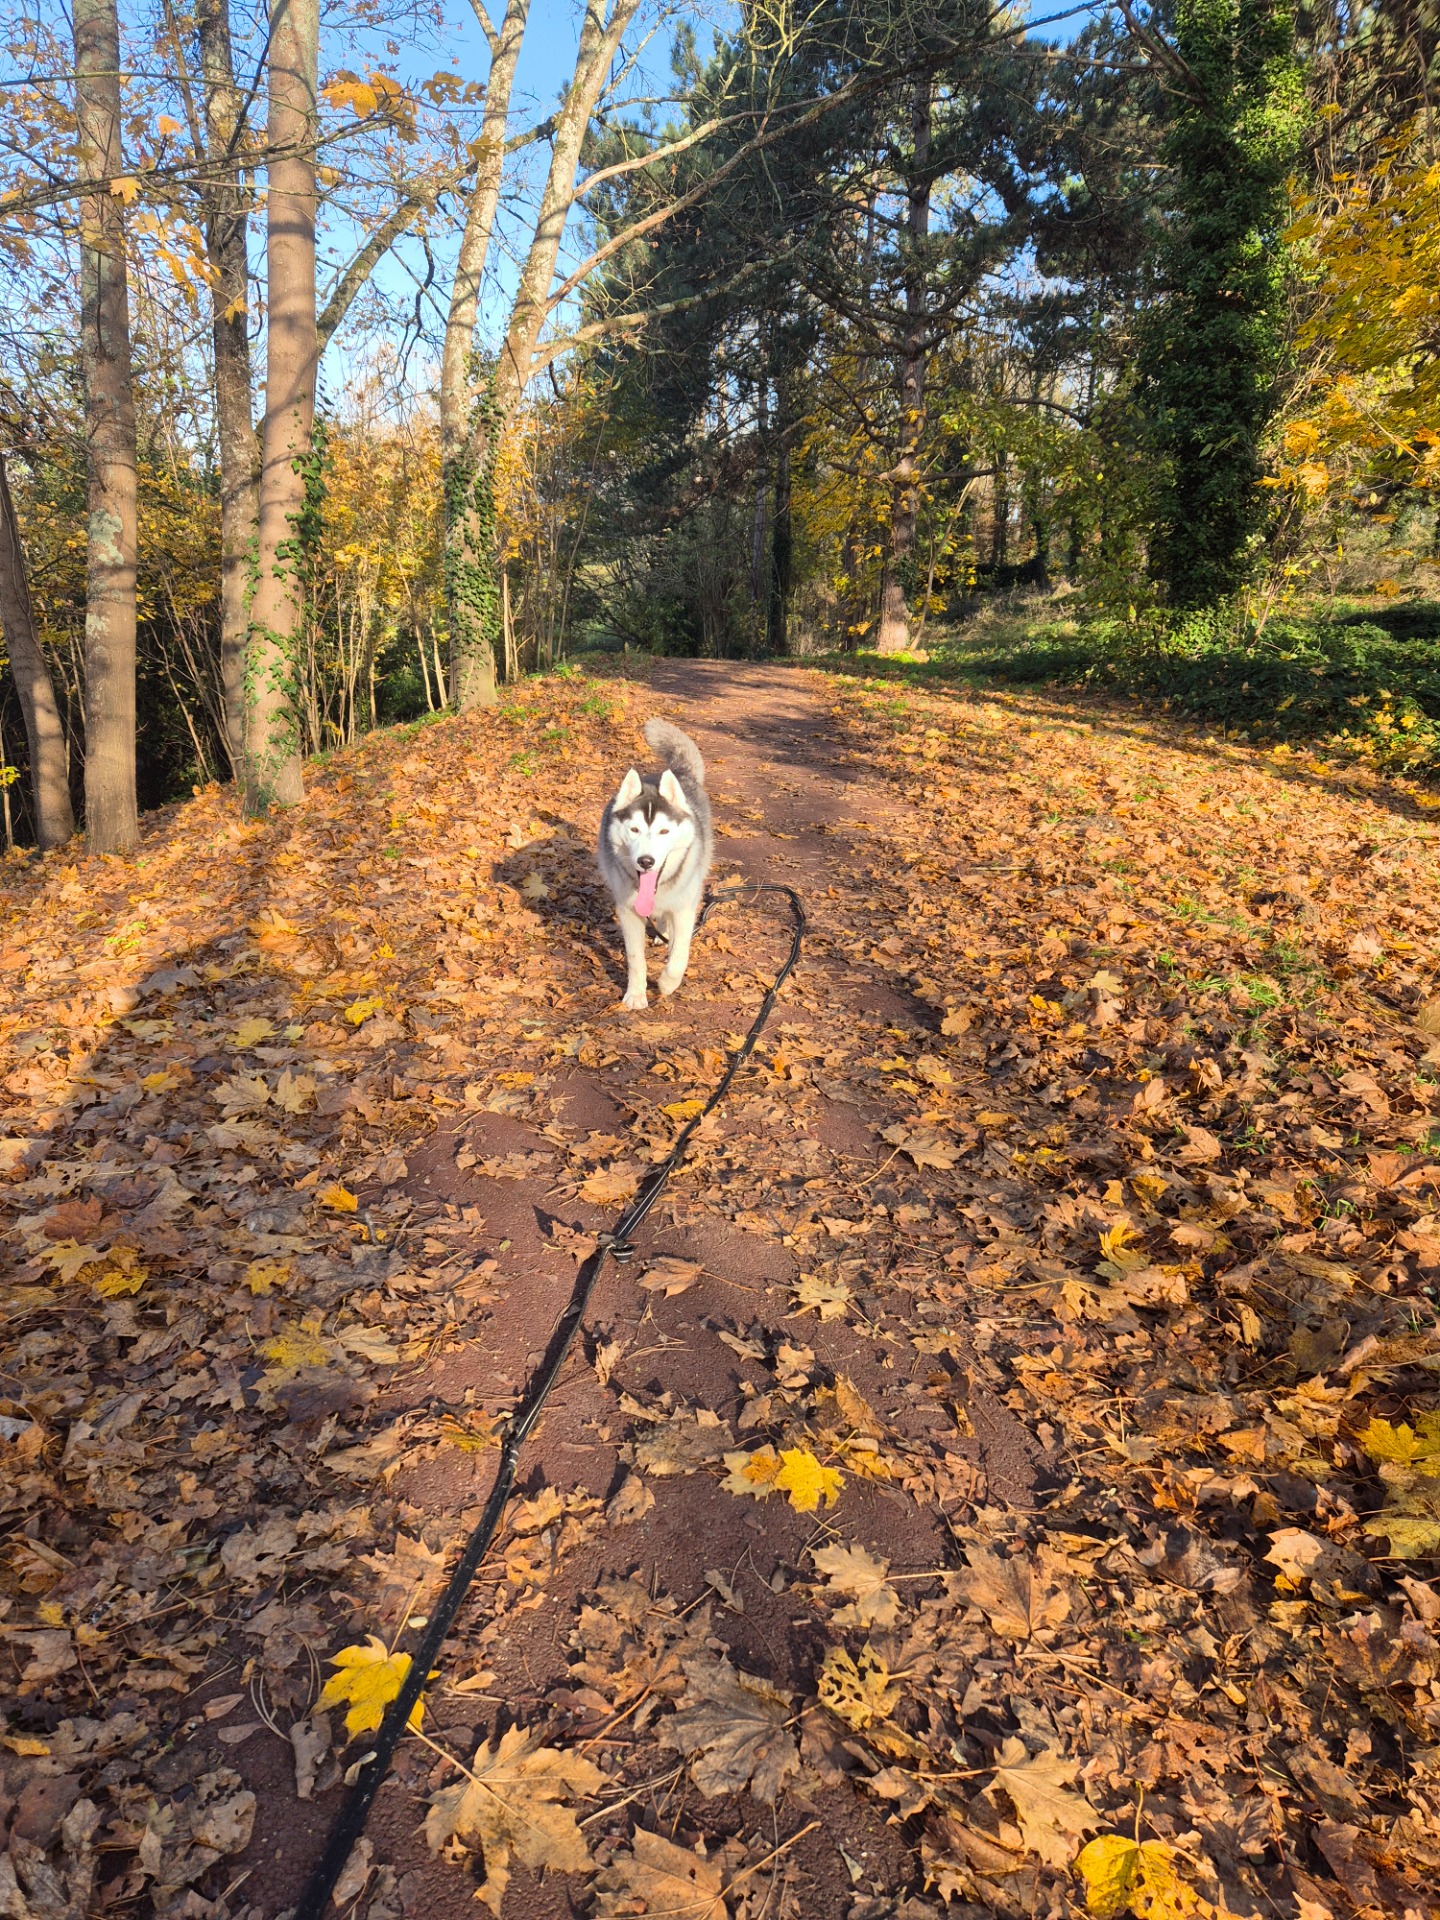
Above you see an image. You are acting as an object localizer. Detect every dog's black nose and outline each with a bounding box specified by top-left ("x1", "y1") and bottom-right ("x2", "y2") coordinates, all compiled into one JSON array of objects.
[{"x1": 635, "y1": 855, "x2": 655, "y2": 871}]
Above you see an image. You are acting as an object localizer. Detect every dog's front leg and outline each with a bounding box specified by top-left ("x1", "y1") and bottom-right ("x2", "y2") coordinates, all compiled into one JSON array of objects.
[
  {"x1": 657, "y1": 900, "x2": 697, "y2": 998},
  {"x1": 618, "y1": 903, "x2": 650, "y2": 1010}
]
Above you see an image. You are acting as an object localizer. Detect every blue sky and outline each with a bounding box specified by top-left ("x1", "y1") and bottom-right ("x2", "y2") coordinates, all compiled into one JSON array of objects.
[{"x1": 326, "y1": 0, "x2": 1101, "y2": 396}]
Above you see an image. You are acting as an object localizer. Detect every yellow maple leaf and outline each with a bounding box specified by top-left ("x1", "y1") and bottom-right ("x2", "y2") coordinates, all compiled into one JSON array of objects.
[
  {"x1": 231, "y1": 1016, "x2": 276, "y2": 1047},
  {"x1": 141, "y1": 1068, "x2": 176, "y2": 1092},
  {"x1": 93, "y1": 1250, "x2": 146, "y2": 1297},
  {"x1": 1077, "y1": 1834, "x2": 1243, "y2": 1920},
  {"x1": 721, "y1": 1444, "x2": 785, "y2": 1498},
  {"x1": 662, "y1": 1097, "x2": 705, "y2": 1121},
  {"x1": 262, "y1": 1323, "x2": 333, "y2": 1369},
  {"x1": 245, "y1": 1259, "x2": 292, "y2": 1296},
  {"x1": 495, "y1": 1070, "x2": 535, "y2": 1089},
  {"x1": 818, "y1": 1644, "x2": 900, "y2": 1729},
  {"x1": 318, "y1": 1636, "x2": 425, "y2": 1738},
  {"x1": 1357, "y1": 1415, "x2": 1440, "y2": 1464},
  {"x1": 344, "y1": 995, "x2": 385, "y2": 1026},
  {"x1": 109, "y1": 175, "x2": 140, "y2": 204},
  {"x1": 319, "y1": 1183, "x2": 359, "y2": 1212},
  {"x1": 42, "y1": 1239, "x2": 106, "y2": 1282},
  {"x1": 774, "y1": 1448, "x2": 843, "y2": 1512}
]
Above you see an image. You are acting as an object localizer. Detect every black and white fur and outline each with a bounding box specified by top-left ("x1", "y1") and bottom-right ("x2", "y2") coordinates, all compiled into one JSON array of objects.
[{"x1": 598, "y1": 719, "x2": 713, "y2": 1011}]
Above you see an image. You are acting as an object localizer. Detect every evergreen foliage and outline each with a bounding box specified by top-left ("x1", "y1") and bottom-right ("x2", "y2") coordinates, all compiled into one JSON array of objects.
[{"x1": 1140, "y1": 0, "x2": 1307, "y2": 607}]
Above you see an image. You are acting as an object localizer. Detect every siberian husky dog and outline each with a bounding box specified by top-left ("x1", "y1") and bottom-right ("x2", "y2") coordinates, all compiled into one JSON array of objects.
[{"x1": 598, "y1": 719, "x2": 714, "y2": 1010}]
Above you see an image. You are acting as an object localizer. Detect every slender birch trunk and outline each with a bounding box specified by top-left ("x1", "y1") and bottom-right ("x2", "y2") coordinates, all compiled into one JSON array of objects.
[
  {"x1": 441, "y1": 0, "x2": 530, "y2": 712},
  {"x1": 197, "y1": 0, "x2": 259, "y2": 774},
  {"x1": 74, "y1": 0, "x2": 139, "y2": 850},
  {"x1": 246, "y1": 0, "x2": 316, "y2": 809},
  {"x1": 446, "y1": 0, "x2": 642, "y2": 710},
  {"x1": 876, "y1": 75, "x2": 932, "y2": 656},
  {"x1": 0, "y1": 451, "x2": 75, "y2": 848}
]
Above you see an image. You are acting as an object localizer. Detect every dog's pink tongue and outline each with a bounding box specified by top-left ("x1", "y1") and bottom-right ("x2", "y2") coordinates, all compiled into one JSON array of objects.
[{"x1": 635, "y1": 868, "x2": 658, "y2": 917}]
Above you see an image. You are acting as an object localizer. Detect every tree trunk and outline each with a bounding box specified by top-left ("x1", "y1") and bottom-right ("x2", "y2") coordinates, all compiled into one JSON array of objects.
[
  {"x1": 767, "y1": 396, "x2": 793, "y2": 657},
  {"x1": 75, "y1": 0, "x2": 139, "y2": 852},
  {"x1": 992, "y1": 446, "x2": 1010, "y2": 571},
  {"x1": 441, "y1": 0, "x2": 530, "y2": 713},
  {"x1": 246, "y1": 0, "x2": 316, "y2": 810},
  {"x1": 0, "y1": 451, "x2": 75, "y2": 848},
  {"x1": 445, "y1": 0, "x2": 641, "y2": 706},
  {"x1": 876, "y1": 76, "x2": 931, "y2": 656},
  {"x1": 198, "y1": 0, "x2": 259, "y2": 776}
]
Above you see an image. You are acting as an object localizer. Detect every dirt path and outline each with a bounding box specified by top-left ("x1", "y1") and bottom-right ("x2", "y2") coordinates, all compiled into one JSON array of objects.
[
  {"x1": 3, "y1": 660, "x2": 1439, "y2": 1920},
  {"x1": 284, "y1": 662, "x2": 1009, "y2": 1920}
]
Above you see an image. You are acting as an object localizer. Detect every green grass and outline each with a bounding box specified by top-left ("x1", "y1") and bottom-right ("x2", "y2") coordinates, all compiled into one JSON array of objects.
[{"x1": 827, "y1": 597, "x2": 1440, "y2": 781}]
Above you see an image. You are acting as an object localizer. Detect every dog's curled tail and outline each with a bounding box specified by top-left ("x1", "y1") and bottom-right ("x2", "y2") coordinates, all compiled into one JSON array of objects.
[{"x1": 643, "y1": 717, "x2": 704, "y2": 786}]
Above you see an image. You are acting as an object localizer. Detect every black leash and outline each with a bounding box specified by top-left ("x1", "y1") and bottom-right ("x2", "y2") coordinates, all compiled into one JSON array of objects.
[{"x1": 293, "y1": 883, "x2": 805, "y2": 1920}]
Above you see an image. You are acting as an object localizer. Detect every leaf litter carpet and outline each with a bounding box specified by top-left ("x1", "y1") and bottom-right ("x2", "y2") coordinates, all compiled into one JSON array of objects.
[{"x1": 2, "y1": 659, "x2": 1440, "y2": 1920}]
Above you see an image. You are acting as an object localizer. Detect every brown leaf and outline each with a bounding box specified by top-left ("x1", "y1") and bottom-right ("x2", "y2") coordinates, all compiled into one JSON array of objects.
[
  {"x1": 592, "y1": 1828, "x2": 729, "y2": 1920},
  {"x1": 987, "y1": 1738, "x2": 1100, "y2": 1867},
  {"x1": 424, "y1": 1726, "x2": 603, "y2": 1915},
  {"x1": 944, "y1": 1547, "x2": 1070, "y2": 1639},
  {"x1": 638, "y1": 1254, "x2": 703, "y2": 1296},
  {"x1": 811, "y1": 1542, "x2": 901, "y2": 1628},
  {"x1": 660, "y1": 1653, "x2": 799, "y2": 1802}
]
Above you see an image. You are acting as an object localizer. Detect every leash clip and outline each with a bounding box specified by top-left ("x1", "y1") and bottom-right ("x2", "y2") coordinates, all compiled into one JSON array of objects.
[{"x1": 598, "y1": 1233, "x2": 636, "y2": 1263}]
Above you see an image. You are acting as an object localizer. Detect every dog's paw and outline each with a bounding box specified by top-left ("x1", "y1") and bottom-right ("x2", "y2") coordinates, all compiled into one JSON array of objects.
[
  {"x1": 657, "y1": 968, "x2": 684, "y2": 998},
  {"x1": 622, "y1": 985, "x2": 649, "y2": 1012}
]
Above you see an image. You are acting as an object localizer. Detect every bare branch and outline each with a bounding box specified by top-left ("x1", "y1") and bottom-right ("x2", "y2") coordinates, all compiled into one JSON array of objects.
[{"x1": 317, "y1": 156, "x2": 474, "y2": 352}]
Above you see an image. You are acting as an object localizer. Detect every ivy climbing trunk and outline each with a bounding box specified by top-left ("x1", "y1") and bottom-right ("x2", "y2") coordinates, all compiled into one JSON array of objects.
[
  {"x1": 198, "y1": 0, "x2": 259, "y2": 775},
  {"x1": 246, "y1": 0, "x2": 316, "y2": 808},
  {"x1": 0, "y1": 450, "x2": 75, "y2": 848},
  {"x1": 1141, "y1": 0, "x2": 1305, "y2": 608},
  {"x1": 440, "y1": 0, "x2": 529, "y2": 714},
  {"x1": 74, "y1": 0, "x2": 139, "y2": 853},
  {"x1": 876, "y1": 75, "x2": 932, "y2": 656}
]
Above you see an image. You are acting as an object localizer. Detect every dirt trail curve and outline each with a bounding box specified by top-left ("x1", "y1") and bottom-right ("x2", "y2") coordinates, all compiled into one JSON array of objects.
[{"x1": 3, "y1": 659, "x2": 1440, "y2": 1920}]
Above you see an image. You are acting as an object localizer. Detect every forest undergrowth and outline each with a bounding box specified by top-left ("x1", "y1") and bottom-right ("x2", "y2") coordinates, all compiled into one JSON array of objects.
[{"x1": 2, "y1": 663, "x2": 1440, "y2": 1920}]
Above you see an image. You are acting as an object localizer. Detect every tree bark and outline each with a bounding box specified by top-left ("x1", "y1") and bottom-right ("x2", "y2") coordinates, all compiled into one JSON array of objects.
[
  {"x1": 442, "y1": 0, "x2": 530, "y2": 713},
  {"x1": 74, "y1": 0, "x2": 139, "y2": 851},
  {"x1": 876, "y1": 75, "x2": 932, "y2": 656},
  {"x1": 246, "y1": 0, "x2": 316, "y2": 810},
  {"x1": 0, "y1": 451, "x2": 75, "y2": 848},
  {"x1": 992, "y1": 445, "x2": 1010, "y2": 570},
  {"x1": 443, "y1": 0, "x2": 640, "y2": 710},
  {"x1": 767, "y1": 378, "x2": 793, "y2": 656},
  {"x1": 197, "y1": 0, "x2": 259, "y2": 775}
]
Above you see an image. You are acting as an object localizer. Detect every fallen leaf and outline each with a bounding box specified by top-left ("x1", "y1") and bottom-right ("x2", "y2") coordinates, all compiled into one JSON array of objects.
[
  {"x1": 989, "y1": 1738, "x2": 1100, "y2": 1868},
  {"x1": 582, "y1": 1164, "x2": 641, "y2": 1206},
  {"x1": 290, "y1": 1714, "x2": 331, "y2": 1800},
  {"x1": 660, "y1": 1654, "x2": 800, "y2": 1802},
  {"x1": 1076, "y1": 1834, "x2": 1243, "y2": 1920},
  {"x1": 424, "y1": 1725, "x2": 603, "y2": 1915},
  {"x1": 592, "y1": 1827, "x2": 728, "y2": 1919},
  {"x1": 882, "y1": 1123, "x2": 959, "y2": 1170},
  {"x1": 817, "y1": 1644, "x2": 900, "y2": 1731},
  {"x1": 791, "y1": 1273, "x2": 852, "y2": 1321},
  {"x1": 945, "y1": 1547, "x2": 1070, "y2": 1639},
  {"x1": 317, "y1": 1637, "x2": 425, "y2": 1739},
  {"x1": 605, "y1": 1474, "x2": 655, "y2": 1526},
  {"x1": 721, "y1": 1444, "x2": 841, "y2": 1511},
  {"x1": 811, "y1": 1542, "x2": 900, "y2": 1628},
  {"x1": 638, "y1": 1254, "x2": 703, "y2": 1296}
]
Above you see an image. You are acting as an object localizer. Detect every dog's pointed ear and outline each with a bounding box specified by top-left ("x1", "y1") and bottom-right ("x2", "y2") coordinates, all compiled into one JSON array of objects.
[
  {"x1": 658, "y1": 768, "x2": 690, "y2": 812},
  {"x1": 614, "y1": 768, "x2": 643, "y2": 808}
]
